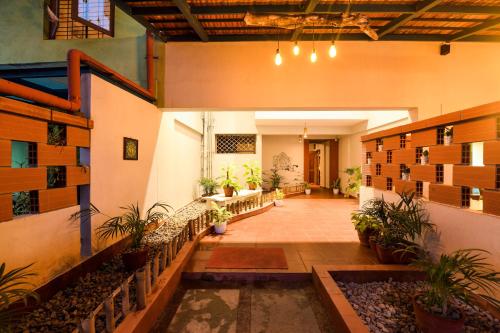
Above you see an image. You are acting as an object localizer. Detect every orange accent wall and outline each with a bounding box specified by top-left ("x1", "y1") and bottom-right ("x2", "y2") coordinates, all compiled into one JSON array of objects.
[
  {"x1": 0, "y1": 168, "x2": 47, "y2": 194},
  {"x1": 484, "y1": 141, "x2": 500, "y2": 165},
  {"x1": 0, "y1": 194, "x2": 13, "y2": 222},
  {"x1": 39, "y1": 187, "x2": 78, "y2": 213},
  {"x1": 453, "y1": 166, "x2": 497, "y2": 189},
  {"x1": 428, "y1": 145, "x2": 462, "y2": 165},
  {"x1": 0, "y1": 112, "x2": 47, "y2": 143},
  {"x1": 429, "y1": 184, "x2": 462, "y2": 207},
  {"x1": 38, "y1": 144, "x2": 76, "y2": 166},
  {"x1": 453, "y1": 117, "x2": 498, "y2": 143},
  {"x1": 0, "y1": 139, "x2": 10, "y2": 166}
]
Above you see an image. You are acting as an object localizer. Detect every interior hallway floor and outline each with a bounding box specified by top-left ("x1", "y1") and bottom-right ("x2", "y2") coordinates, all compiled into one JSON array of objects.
[{"x1": 186, "y1": 188, "x2": 377, "y2": 274}]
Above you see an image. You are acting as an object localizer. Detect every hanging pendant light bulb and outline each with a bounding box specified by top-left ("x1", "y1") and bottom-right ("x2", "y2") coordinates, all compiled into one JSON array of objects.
[
  {"x1": 329, "y1": 41, "x2": 337, "y2": 58},
  {"x1": 275, "y1": 48, "x2": 282, "y2": 66},
  {"x1": 303, "y1": 121, "x2": 308, "y2": 138},
  {"x1": 293, "y1": 41, "x2": 300, "y2": 56},
  {"x1": 310, "y1": 49, "x2": 317, "y2": 63}
]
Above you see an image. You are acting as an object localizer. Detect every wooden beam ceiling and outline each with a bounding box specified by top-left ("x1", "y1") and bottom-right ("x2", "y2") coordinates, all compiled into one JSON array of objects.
[
  {"x1": 448, "y1": 17, "x2": 500, "y2": 41},
  {"x1": 170, "y1": 0, "x2": 209, "y2": 41},
  {"x1": 115, "y1": 0, "x2": 168, "y2": 42},
  {"x1": 291, "y1": 0, "x2": 320, "y2": 41}
]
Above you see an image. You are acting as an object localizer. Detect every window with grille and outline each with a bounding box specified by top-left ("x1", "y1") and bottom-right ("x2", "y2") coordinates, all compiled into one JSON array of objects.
[
  {"x1": 400, "y1": 164, "x2": 408, "y2": 179},
  {"x1": 400, "y1": 134, "x2": 406, "y2": 148},
  {"x1": 461, "y1": 143, "x2": 471, "y2": 165},
  {"x1": 415, "y1": 147, "x2": 423, "y2": 163},
  {"x1": 12, "y1": 191, "x2": 39, "y2": 216},
  {"x1": 366, "y1": 152, "x2": 372, "y2": 164},
  {"x1": 47, "y1": 166, "x2": 67, "y2": 188},
  {"x1": 216, "y1": 134, "x2": 257, "y2": 154},
  {"x1": 436, "y1": 164, "x2": 444, "y2": 183},
  {"x1": 28, "y1": 143, "x2": 37, "y2": 167},
  {"x1": 496, "y1": 165, "x2": 500, "y2": 189},
  {"x1": 437, "y1": 127, "x2": 445, "y2": 145},
  {"x1": 376, "y1": 138, "x2": 383, "y2": 147},
  {"x1": 461, "y1": 186, "x2": 471, "y2": 208},
  {"x1": 366, "y1": 175, "x2": 372, "y2": 187},
  {"x1": 416, "y1": 181, "x2": 423, "y2": 197},
  {"x1": 376, "y1": 163, "x2": 381, "y2": 176},
  {"x1": 386, "y1": 178, "x2": 393, "y2": 191},
  {"x1": 387, "y1": 151, "x2": 392, "y2": 164}
]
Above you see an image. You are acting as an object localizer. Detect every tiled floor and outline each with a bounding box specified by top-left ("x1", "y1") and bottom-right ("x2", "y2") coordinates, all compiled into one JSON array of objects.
[{"x1": 186, "y1": 189, "x2": 377, "y2": 273}]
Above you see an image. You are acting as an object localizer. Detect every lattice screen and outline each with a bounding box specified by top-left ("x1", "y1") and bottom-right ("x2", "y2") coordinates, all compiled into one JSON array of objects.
[{"x1": 216, "y1": 134, "x2": 256, "y2": 154}]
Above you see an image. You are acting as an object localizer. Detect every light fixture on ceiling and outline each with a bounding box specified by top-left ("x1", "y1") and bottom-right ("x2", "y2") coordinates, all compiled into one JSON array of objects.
[
  {"x1": 329, "y1": 41, "x2": 337, "y2": 58},
  {"x1": 303, "y1": 121, "x2": 308, "y2": 138},
  {"x1": 275, "y1": 37, "x2": 282, "y2": 66},
  {"x1": 293, "y1": 41, "x2": 300, "y2": 56},
  {"x1": 310, "y1": 24, "x2": 317, "y2": 63}
]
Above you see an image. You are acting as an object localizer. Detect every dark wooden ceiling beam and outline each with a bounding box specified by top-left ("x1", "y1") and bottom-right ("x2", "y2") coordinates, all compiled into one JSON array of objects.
[
  {"x1": 170, "y1": 0, "x2": 209, "y2": 41},
  {"x1": 377, "y1": 0, "x2": 444, "y2": 38},
  {"x1": 130, "y1": 4, "x2": 500, "y2": 16},
  {"x1": 115, "y1": 0, "x2": 168, "y2": 42},
  {"x1": 160, "y1": 25, "x2": 467, "y2": 32},
  {"x1": 448, "y1": 17, "x2": 500, "y2": 41},
  {"x1": 291, "y1": 0, "x2": 320, "y2": 41}
]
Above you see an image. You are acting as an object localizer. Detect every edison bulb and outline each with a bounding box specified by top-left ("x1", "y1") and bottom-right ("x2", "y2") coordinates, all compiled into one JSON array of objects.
[
  {"x1": 310, "y1": 49, "x2": 317, "y2": 63},
  {"x1": 275, "y1": 49, "x2": 282, "y2": 66},
  {"x1": 293, "y1": 43, "x2": 300, "y2": 56},
  {"x1": 329, "y1": 43, "x2": 337, "y2": 58}
]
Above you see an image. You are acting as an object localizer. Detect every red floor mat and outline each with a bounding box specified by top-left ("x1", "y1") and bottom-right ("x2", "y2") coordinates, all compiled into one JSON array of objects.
[{"x1": 205, "y1": 247, "x2": 288, "y2": 269}]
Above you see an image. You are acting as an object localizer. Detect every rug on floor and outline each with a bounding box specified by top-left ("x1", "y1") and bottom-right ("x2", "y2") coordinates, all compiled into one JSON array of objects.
[{"x1": 206, "y1": 247, "x2": 288, "y2": 269}]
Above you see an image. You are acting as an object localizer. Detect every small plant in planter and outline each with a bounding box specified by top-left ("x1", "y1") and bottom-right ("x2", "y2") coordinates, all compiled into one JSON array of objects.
[
  {"x1": 332, "y1": 178, "x2": 341, "y2": 195},
  {"x1": 304, "y1": 182, "x2": 312, "y2": 195},
  {"x1": 444, "y1": 127, "x2": 453, "y2": 146},
  {"x1": 274, "y1": 188, "x2": 285, "y2": 206},
  {"x1": 265, "y1": 168, "x2": 283, "y2": 190},
  {"x1": 401, "y1": 167, "x2": 411, "y2": 181},
  {"x1": 70, "y1": 202, "x2": 172, "y2": 271},
  {"x1": 47, "y1": 123, "x2": 66, "y2": 146},
  {"x1": 410, "y1": 249, "x2": 500, "y2": 333},
  {"x1": 199, "y1": 177, "x2": 218, "y2": 197},
  {"x1": 218, "y1": 165, "x2": 241, "y2": 197},
  {"x1": 243, "y1": 161, "x2": 262, "y2": 190},
  {"x1": 211, "y1": 202, "x2": 232, "y2": 234},
  {"x1": 420, "y1": 150, "x2": 429, "y2": 165},
  {"x1": 344, "y1": 166, "x2": 362, "y2": 198},
  {"x1": 351, "y1": 212, "x2": 380, "y2": 246},
  {"x1": 0, "y1": 263, "x2": 39, "y2": 329}
]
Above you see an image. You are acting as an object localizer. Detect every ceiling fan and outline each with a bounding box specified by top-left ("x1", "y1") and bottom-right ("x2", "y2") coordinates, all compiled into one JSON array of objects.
[{"x1": 244, "y1": 0, "x2": 379, "y2": 41}]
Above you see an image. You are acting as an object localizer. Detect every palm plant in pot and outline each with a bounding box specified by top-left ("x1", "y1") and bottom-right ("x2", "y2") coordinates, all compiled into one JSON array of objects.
[
  {"x1": 219, "y1": 165, "x2": 241, "y2": 197},
  {"x1": 410, "y1": 249, "x2": 500, "y2": 333},
  {"x1": 350, "y1": 212, "x2": 380, "y2": 247},
  {"x1": 199, "y1": 177, "x2": 218, "y2": 197},
  {"x1": 243, "y1": 161, "x2": 262, "y2": 190},
  {"x1": 211, "y1": 202, "x2": 233, "y2": 234},
  {"x1": 265, "y1": 168, "x2": 282, "y2": 190}
]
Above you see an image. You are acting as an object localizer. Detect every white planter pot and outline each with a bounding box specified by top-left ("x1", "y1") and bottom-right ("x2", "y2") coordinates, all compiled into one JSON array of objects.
[
  {"x1": 444, "y1": 136, "x2": 452, "y2": 146},
  {"x1": 401, "y1": 173, "x2": 410, "y2": 181},
  {"x1": 333, "y1": 189, "x2": 340, "y2": 195},
  {"x1": 420, "y1": 156, "x2": 428, "y2": 165},
  {"x1": 305, "y1": 189, "x2": 311, "y2": 195},
  {"x1": 214, "y1": 222, "x2": 227, "y2": 234},
  {"x1": 274, "y1": 199, "x2": 284, "y2": 207},
  {"x1": 378, "y1": 145, "x2": 383, "y2": 152}
]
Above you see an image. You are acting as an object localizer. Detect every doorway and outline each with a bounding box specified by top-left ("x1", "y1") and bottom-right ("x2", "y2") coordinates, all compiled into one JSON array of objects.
[{"x1": 303, "y1": 139, "x2": 339, "y2": 188}]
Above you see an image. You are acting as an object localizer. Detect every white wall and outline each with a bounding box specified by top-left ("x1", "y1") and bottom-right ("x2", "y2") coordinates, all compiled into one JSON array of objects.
[{"x1": 262, "y1": 135, "x2": 303, "y2": 187}]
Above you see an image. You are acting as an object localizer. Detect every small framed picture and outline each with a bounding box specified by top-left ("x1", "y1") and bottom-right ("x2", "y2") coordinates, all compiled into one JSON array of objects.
[{"x1": 123, "y1": 137, "x2": 138, "y2": 160}]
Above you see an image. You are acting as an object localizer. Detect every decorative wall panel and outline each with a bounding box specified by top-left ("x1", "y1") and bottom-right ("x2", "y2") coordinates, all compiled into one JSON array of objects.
[
  {"x1": 483, "y1": 190, "x2": 500, "y2": 216},
  {"x1": 0, "y1": 194, "x2": 13, "y2": 222},
  {"x1": 0, "y1": 140, "x2": 10, "y2": 167},
  {"x1": 381, "y1": 164, "x2": 400, "y2": 179},
  {"x1": 395, "y1": 180, "x2": 416, "y2": 194},
  {"x1": 372, "y1": 151, "x2": 386, "y2": 164},
  {"x1": 67, "y1": 126, "x2": 91, "y2": 147},
  {"x1": 66, "y1": 166, "x2": 91, "y2": 186},
  {"x1": 428, "y1": 145, "x2": 462, "y2": 165},
  {"x1": 411, "y1": 129, "x2": 437, "y2": 147},
  {"x1": 383, "y1": 136, "x2": 400, "y2": 150},
  {"x1": 38, "y1": 144, "x2": 77, "y2": 166},
  {"x1": 429, "y1": 184, "x2": 462, "y2": 207},
  {"x1": 363, "y1": 140, "x2": 377, "y2": 153},
  {"x1": 483, "y1": 141, "x2": 500, "y2": 165},
  {"x1": 0, "y1": 168, "x2": 47, "y2": 194},
  {"x1": 393, "y1": 149, "x2": 416, "y2": 165},
  {"x1": 453, "y1": 117, "x2": 498, "y2": 143},
  {"x1": 411, "y1": 165, "x2": 435, "y2": 183},
  {"x1": 372, "y1": 176, "x2": 386, "y2": 190},
  {"x1": 453, "y1": 166, "x2": 496, "y2": 189},
  {"x1": 39, "y1": 187, "x2": 78, "y2": 213},
  {"x1": 0, "y1": 113, "x2": 47, "y2": 143}
]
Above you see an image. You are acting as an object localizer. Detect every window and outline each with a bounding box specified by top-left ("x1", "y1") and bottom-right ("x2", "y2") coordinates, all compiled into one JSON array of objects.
[
  {"x1": 11, "y1": 141, "x2": 37, "y2": 168},
  {"x1": 436, "y1": 164, "x2": 444, "y2": 183},
  {"x1": 415, "y1": 147, "x2": 423, "y2": 163},
  {"x1": 12, "y1": 191, "x2": 39, "y2": 216},
  {"x1": 73, "y1": 0, "x2": 114, "y2": 35},
  {"x1": 496, "y1": 165, "x2": 500, "y2": 189},
  {"x1": 437, "y1": 127, "x2": 445, "y2": 145},
  {"x1": 400, "y1": 134, "x2": 406, "y2": 148},
  {"x1": 216, "y1": 134, "x2": 256, "y2": 154},
  {"x1": 366, "y1": 152, "x2": 372, "y2": 164},
  {"x1": 376, "y1": 138, "x2": 383, "y2": 151},
  {"x1": 386, "y1": 178, "x2": 393, "y2": 191},
  {"x1": 386, "y1": 151, "x2": 392, "y2": 164},
  {"x1": 366, "y1": 175, "x2": 372, "y2": 187},
  {"x1": 461, "y1": 186, "x2": 471, "y2": 208},
  {"x1": 376, "y1": 163, "x2": 381, "y2": 176},
  {"x1": 416, "y1": 181, "x2": 423, "y2": 197},
  {"x1": 47, "y1": 166, "x2": 67, "y2": 188},
  {"x1": 461, "y1": 143, "x2": 471, "y2": 165}
]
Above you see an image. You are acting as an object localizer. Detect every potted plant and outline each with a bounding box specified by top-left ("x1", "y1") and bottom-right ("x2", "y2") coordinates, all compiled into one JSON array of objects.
[
  {"x1": 243, "y1": 161, "x2": 262, "y2": 190},
  {"x1": 274, "y1": 188, "x2": 285, "y2": 206},
  {"x1": 378, "y1": 142, "x2": 383, "y2": 152},
  {"x1": 0, "y1": 263, "x2": 38, "y2": 330},
  {"x1": 411, "y1": 249, "x2": 500, "y2": 333},
  {"x1": 367, "y1": 156, "x2": 372, "y2": 165},
  {"x1": 219, "y1": 165, "x2": 241, "y2": 197},
  {"x1": 265, "y1": 168, "x2": 282, "y2": 190},
  {"x1": 351, "y1": 212, "x2": 379, "y2": 246},
  {"x1": 344, "y1": 167, "x2": 362, "y2": 198},
  {"x1": 444, "y1": 127, "x2": 453, "y2": 146},
  {"x1": 401, "y1": 167, "x2": 411, "y2": 181},
  {"x1": 304, "y1": 182, "x2": 312, "y2": 195},
  {"x1": 199, "y1": 177, "x2": 218, "y2": 197},
  {"x1": 420, "y1": 150, "x2": 429, "y2": 165},
  {"x1": 211, "y1": 202, "x2": 232, "y2": 234},
  {"x1": 332, "y1": 178, "x2": 341, "y2": 195}
]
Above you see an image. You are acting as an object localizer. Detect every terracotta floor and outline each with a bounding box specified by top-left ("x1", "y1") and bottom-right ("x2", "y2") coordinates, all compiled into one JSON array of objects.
[{"x1": 186, "y1": 189, "x2": 377, "y2": 273}]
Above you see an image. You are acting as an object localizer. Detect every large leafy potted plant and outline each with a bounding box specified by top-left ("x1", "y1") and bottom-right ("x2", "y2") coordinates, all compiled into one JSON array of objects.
[
  {"x1": 218, "y1": 165, "x2": 241, "y2": 197},
  {"x1": 265, "y1": 168, "x2": 282, "y2": 190},
  {"x1": 351, "y1": 212, "x2": 380, "y2": 247},
  {"x1": 0, "y1": 263, "x2": 38, "y2": 330},
  {"x1": 243, "y1": 161, "x2": 262, "y2": 190},
  {"x1": 211, "y1": 202, "x2": 233, "y2": 234},
  {"x1": 411, "y1": 249, "x2": 500, "y2": 333},
  {"x1": 199, "y1": 177, "x2": 218, "y2": 197}
]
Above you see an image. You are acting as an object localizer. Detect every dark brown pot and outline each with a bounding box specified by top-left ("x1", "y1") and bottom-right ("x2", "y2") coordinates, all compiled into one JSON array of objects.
[
  {"x1": 412, "y1": 294, "x2": 465, "y2": 333},
  {"x1": 122, "y1": 247, "x2": 149, "y2": 271},
  {"x1": 368, "y1": 236, "x2": 378, "y2": 253},
  {"x1": 392, "y1": 246, "x2": 417, "y2": 265},
  {"x1": 223, "y1": 186, "x2": 234, "y2": 197},
  {"x1": 248, "y1": 183, "x2": 257, "y2": 190},
  {"x1": 375, "y1": 243, "x2": 396, "y2": 264},
  {"x1": 357, "y1": 230, "x2": 370, "y2": 247}
]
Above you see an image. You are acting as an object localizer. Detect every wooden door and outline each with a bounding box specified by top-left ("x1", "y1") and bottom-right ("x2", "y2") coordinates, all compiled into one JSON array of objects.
[{"x1": 308, "y1": 151, "x2": 316, "y2": 183}]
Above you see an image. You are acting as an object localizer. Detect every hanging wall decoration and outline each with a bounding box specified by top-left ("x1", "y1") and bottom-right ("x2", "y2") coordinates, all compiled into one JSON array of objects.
[{"x1": 123, "y1": 137, "x2": 139, "y2": 160}]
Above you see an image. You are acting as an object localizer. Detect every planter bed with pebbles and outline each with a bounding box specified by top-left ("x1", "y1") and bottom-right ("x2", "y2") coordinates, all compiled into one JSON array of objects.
[
  {"x1": 338, "y1": 280, "x2": 500, "y2": 333},
  {"x1": 13, "y1": 201, "x2": 207, "y2": 333}
]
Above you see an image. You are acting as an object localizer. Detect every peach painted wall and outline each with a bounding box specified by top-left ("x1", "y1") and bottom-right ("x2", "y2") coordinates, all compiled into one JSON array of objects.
[
  {"x1": 262, "y1": 135, "x2": 304, "y2": 187},
  {"x1": 165, "y1": 41, "x2": 500, "y2": 120}
]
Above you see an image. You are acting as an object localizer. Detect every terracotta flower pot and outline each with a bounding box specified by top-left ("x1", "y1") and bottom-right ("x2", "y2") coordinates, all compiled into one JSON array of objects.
[
  {"x1": 368, "y1": 236, "x2": 378, "y2": 253},
  {"x1": 412, "y1": 294, "x2": 465, "y2": 333},
  {"x1": 248, "y1": 183, "x2": 257, "y2": 190},
  {"x1": 122, "y1": 247, "x2": 149, "y2": 271},
  {"x1": 375, "y1": 243, "x2": 396, "y2": 264},
  {"x1": 357, "y1": 230, "x2": 371, "y2": 247},
  {"x1": 392, "y1": 244, "x2": 417, "y2": 265},
  {"x1": 223, "y1": 186, "x2": 234, "y2": 197}
]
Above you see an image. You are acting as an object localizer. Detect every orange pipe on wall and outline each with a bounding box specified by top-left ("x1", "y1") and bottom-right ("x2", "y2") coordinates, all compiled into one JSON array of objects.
[{"x1": 1, "y1": 33, "x2": 155, "y2": 113}]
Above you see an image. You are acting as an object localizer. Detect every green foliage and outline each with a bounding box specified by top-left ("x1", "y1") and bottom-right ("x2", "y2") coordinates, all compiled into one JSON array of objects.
[
  {"x1": 47, "y1": 166, "x2": 64, "y2": 188},
  {"x1": 444, "y1": 127, "x2": 453, "y2": 137},
  {"x1": 351, "y1": 212, "x2": 380, "y2": 233},
  {"x1": 344, "y1": 167, "x2": 362, "y2": 198},
  {"x1": 0, "y1": 263, "x2": 38, "y2": 330},
  {"x1": 199, "y1": 177, "x2": 218, "y2": 196},
  {"x1": 332, "y1": 178, "x2": 341, "y2": 190},
  {"x1": 47, "y1": 124, "x2": 66, "y2": 146},
  {"x1": 12, "y1": 192, "x2": 31, "y2": 216},
  {"x1": 411, "y1": 249, "x2": 500, "y2": 316},
  {"x1": 422, "y1": 150, "x2": 429, "y2": 157},
  {"x1": 265, "y1": 168, "x2": 283, "y2": 189},
  {"x1": 218, "y1": 165, "x2": 241, "y2": 193},
  {"x1": 243, "y1": 161, "x2": 263, "y2": 187},
  {"x1": 275, "y1": 188, "x2": 285, "y2": 200},
  {"x1": 210, "y1": 202, "x2": 233, "y2": 226},
  {"x1": 303, "y1": 182, "x2": 311, "y2": 189}
]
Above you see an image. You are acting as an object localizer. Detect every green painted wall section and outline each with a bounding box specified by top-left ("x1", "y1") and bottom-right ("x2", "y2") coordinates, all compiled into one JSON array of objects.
[
  {"x1": 0, "y1": 0, "x2": 148, "y2": 86},
  {"x1": 11, "y1": 141, "x2": 29, "y2": 168}
]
